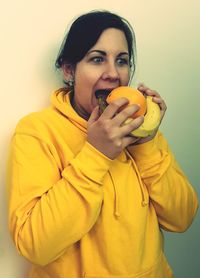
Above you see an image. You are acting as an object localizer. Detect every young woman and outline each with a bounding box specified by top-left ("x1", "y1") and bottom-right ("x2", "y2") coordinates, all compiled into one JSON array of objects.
[{"x1": 7, "y1": 10, "x2": 198, "y2": 278}]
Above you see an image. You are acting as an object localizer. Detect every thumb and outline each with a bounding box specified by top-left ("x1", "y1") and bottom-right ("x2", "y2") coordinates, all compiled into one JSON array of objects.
[{"x1": 88, "y1": 106, "x2": 100, "y2": 125}]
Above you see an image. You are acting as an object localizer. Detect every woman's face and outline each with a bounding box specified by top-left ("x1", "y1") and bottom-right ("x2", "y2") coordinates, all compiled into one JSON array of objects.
[{"x1": 72, "y1": 28, "x2": 131, "y2": 119}]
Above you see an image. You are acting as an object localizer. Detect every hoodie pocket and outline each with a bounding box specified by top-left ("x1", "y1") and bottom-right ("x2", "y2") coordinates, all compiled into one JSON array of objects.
[
  {"x1": 85, "y1": 274, "x2": 137, "y2": 278},
  {"x1": 85, "y1": 253, "x2": 173, "y2": 278}
]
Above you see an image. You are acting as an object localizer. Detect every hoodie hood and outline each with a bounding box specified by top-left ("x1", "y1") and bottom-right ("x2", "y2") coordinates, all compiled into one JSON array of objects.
[{"x1": 51, "y1": 88, "x2": 87, "y2": 133}]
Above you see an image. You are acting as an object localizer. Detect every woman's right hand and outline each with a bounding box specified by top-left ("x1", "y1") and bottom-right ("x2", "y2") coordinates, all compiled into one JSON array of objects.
[{"x1": 87, "y1": 98, "x2": 144, "y2": 160}]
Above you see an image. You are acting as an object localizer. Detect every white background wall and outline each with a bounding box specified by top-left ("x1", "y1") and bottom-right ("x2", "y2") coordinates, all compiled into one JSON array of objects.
[{"x1": 0, "y1": 1, "x2": 199, "y2": 277}]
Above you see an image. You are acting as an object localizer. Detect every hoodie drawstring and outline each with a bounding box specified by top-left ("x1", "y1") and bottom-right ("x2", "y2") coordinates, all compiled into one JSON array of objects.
[
  {"x1": 125, "y1": 150, "x2": 149, "y2": 207},
  {"x1": 108, "y1": 171, "x2": 121, "y2": 218},
  {"x1": 108, "y1": 151, "x2": 149, "y2": 220}
]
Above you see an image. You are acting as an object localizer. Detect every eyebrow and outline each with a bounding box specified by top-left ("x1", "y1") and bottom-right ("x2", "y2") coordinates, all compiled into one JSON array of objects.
[{"x1": 87, "y1": 50, "x2": 129, "y2": 57}]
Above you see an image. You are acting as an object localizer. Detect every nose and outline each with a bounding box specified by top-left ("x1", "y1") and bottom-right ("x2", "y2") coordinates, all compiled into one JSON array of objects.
[{"x1": 102, "y1": 61, "x2": 119, "y2": 81}]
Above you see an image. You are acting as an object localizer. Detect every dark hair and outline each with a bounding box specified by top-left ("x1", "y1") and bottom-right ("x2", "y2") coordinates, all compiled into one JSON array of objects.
[{"x1": 55, "y1": 10, "x2": 136, "y2": 76}]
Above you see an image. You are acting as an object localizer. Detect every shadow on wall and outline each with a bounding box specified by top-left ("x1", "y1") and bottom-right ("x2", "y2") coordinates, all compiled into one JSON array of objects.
[
  {"x1": 164, "y1": 211, "x2": 200, "y2": 277},
  {"x1": 0, "y1": 43, "x2": 63, "y2": 277},
  {"x1": 38, "y1": 43, "x2": 64, "y2": 91},
  {"x1": 0, "y1": 134, "x2": 30, "y2": 277}
]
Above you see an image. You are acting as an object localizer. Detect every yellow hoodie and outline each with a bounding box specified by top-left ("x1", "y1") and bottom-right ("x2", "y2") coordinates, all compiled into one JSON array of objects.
[{"x1": 7, "y1": 89, "x2": 198, "y2": 278}]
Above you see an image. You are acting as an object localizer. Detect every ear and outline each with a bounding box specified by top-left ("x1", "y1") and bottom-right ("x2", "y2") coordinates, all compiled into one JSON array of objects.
[{"x1": 62, "y1": 64, "x2": 74, "y2": 81}]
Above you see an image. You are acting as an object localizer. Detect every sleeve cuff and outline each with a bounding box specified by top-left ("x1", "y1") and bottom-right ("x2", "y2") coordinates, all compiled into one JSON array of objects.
[
  {"x1": 128, "y1": 134, "x2": 161, "y2": 164},
  {"x1": 66, "y1": 141, "x2": 112, "y2": 185}
]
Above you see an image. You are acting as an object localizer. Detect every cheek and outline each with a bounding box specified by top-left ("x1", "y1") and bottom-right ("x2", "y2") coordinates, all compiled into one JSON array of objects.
[
  {"x1": 121, "y1": 70, "x2": 131, "y2": 85},
  {"x1": 75, "y1": 67, "x2": 98, "y2": 89},
  {"x1": 126, "y1": 67, "x2": 131, "y2": 78},
  {"x1": 118, "y1": 65, "x2": 130, "y2": 78},
  {"x1": 74, "y1": 74, "x2": 95, "y2": 109}
]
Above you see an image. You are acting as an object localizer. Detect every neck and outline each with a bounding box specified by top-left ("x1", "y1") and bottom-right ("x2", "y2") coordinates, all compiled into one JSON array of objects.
[{"x1": 70, "y1": 92, "x2": 90, "y2": 120}]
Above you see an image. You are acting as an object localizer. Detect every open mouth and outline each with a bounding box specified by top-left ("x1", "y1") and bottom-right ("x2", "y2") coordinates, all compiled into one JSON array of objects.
[
  {"x1": 95, "y1": 89, "x2": 113, "y2": 99},
  {"x1": 95, "y1": 89, "x2": 113, "y2": 114}
]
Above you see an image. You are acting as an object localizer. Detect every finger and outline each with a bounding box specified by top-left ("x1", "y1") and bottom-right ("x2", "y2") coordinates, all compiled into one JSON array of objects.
[
  {"x1": 137, "y1": 84, "x2": 160, "y2": 98},
  {"x1": 137, "y1": 82, "x2": 146, "y2": 89},
  {"x1": 122, "y1": 135, "x2": 140, "y2": 148},
  {"x1": 140, "y1": 88, "x2": 161, "y2": 98},
  {"x1": 152, "y1": 96, "x2": 167, "y2": 111},
  {"x1": 151, "y1": 97, "x2": 167, "y2": 123},
  {"x1": 100, "y1": 97, "x2": 129, "y2": 119},
  {"x1": 137, "y1": 83, "x2": 149, "y2": 92},
  {"x1": 88, "y1": 106, "x2": 100, "y2": 125},
  {"x1": 120, "y1": 116, "x2": 144, "y2": 137},
  {"x1": 145, "y1": 89, "x2": 160, "y2": 97},
  {"x1": 112, "y1": 104, "x2": 140, "y2": 125}
]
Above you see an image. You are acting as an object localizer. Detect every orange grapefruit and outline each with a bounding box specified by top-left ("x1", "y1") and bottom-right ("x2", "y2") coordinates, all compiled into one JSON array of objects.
[{"x1": 106, "y1": 86, "x2": 147, "y2": 119}]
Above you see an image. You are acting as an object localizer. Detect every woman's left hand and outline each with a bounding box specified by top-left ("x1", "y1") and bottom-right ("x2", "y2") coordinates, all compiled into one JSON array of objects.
[{"x1": 129, "y1": 83, "x2": 167, "y2": 145}]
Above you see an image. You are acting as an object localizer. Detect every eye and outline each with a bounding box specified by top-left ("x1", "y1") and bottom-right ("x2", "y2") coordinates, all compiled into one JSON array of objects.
[
  {"x1": 90, "y1": 56, "x2": 104, "y2": 64},
  {"x1": 116, "y1": 57, "x2": 129, "y2": 66}
]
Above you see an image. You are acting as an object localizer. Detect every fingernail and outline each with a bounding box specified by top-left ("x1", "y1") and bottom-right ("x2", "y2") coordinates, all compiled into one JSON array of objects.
[
  {"x1": 118, "y1": 97, "x2": 129, "y2": 105},
  {"x1": 129, "y1": 105, "x2": 139, "y2": 113}
]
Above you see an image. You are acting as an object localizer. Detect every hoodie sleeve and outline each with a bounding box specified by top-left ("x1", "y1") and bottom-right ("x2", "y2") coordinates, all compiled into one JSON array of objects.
[
  {"x1": 7, "y1": 132, "x2": 112, "y2": 266},
  {"x1": 127, "y1": 131, "x2": 198, "y2": 232}
]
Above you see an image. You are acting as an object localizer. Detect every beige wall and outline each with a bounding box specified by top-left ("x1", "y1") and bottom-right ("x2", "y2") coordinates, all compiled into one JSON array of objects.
[{"x1": 1, "y1": 1, "x2": 199, "y2": 277}]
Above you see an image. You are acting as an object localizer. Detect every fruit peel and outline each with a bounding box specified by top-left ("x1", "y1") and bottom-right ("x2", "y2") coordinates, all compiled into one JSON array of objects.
[
  {"x1": 106, "y1": 86, "x2": 147, "y2": 119},
  {"x1": 129, "y1": 96, "x2": 161, "y2": 137}
]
